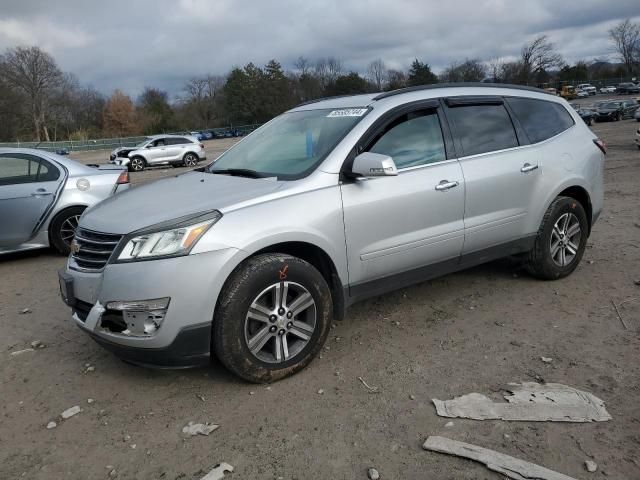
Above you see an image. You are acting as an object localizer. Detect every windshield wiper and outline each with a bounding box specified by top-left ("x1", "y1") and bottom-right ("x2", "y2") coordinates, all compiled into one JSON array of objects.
[{"x1": 209, "y1": 168, "x2": 265, "y2": 178}]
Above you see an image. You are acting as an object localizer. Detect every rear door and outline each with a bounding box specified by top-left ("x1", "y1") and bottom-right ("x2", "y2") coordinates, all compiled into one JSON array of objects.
[
  {"x1": 0, "y1": 152, "x2": 64, "y2": 246},
  {"x1": 443, "y1": 97, "x2": 542, "y2": 254},
  {"x1": 341, "y1": 102, "x2": 465, "y2": 295}
]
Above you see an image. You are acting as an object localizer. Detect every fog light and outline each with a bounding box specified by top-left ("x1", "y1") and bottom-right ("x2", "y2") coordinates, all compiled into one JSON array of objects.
[{"x1": 103, "y1": 297, "x2": 170, "y2": 337}]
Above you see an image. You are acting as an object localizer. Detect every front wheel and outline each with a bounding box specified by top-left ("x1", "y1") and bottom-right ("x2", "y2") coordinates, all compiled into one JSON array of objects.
[
  {"x1": 129, "y1": 156, "x2": 145, "y2": 172},
  {"x1": 525, "y1": 196, "x2": 588, "y2": 280},
  {"x1": 213, "y1": 254, "x2": 332, "y2": 383},
  {"x1": 50, "y1": 206, "x2": 85, "y2": 255}
]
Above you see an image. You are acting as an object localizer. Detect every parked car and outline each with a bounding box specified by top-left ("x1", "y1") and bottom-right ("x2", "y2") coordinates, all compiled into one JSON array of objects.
[
  {"x1": 0, "y1": 148, "x2": 129, "y2": 255},
  {"x1": 576, "y1": 89, "x2": 589, "y2": 98},
  {"x1": 570, "y1": 103, "x2": 595, "y2": 126},
  {"x1": 594, "y1": 100, "x2": 638, "y2": 122},
  {"x1": 616, "y1": 82, "x2": 640, "y2": 94},
  {"x1": 59, "y1": 84, "x2": 604, "y2": 382},
  {"x1": 576, "y1": 84, "x2": 596, "y2": 96},
  {"x1": 109, "y1": 135, "x2": 206, "y2": 171},
  {"x1": 600, "y1": 86, "x2": 616, "y2": 94},
  {"x1": 190, "y1": 131, "x2": 206, "y2": 141}
]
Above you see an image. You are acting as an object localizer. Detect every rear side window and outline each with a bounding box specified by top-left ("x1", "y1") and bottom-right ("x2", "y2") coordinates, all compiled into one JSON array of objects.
[
  {"x1": 0, "y1": 153, "x2": 60, "y2": 186},
  {"x1": 446, "y1": 104, "x2": 518, "y2": 156},
  {"x1": 506, "y1": 97, "x2": 575, "y2": 143},
  {"x1": 166, "y1": 137, "x2": 191, "y2": 145}
]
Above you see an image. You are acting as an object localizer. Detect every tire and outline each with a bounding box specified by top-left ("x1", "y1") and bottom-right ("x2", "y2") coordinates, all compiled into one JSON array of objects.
[
  {"x1": 183, "y1": 153, "x2": 198, "y2": 167},
  {"x1": 525, "y1": 196, "x2": 588, "y2": 280},
  {"x1": 49, "y1": 206, "x2": 85, "y2": 255},
  {"x1": 129, "y1": 156, "x2": 145, "y2": 172},
  {"x1": 213, "y1": 253, "x2": 332, "y2": 383}
]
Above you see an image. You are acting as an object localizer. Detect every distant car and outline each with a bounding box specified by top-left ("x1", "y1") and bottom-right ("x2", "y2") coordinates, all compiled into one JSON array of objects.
[
  {"x1": 576, "y1": 89, "x2": 589, "y2": 98},
  {"x1": 570, "y1": 103, "x2": 595, "y2": 126},
  {"x1": 544, "y1": 87, "x2": 558, "y2": 95},
  {"x1": 0, "y1": 148, "x2": 129, "y2": 255},
  {"x1": 576, "y1": 84, "x2": 596, "y2": 96},
  {"x1": 202, "y1": 131, "x2": 213, "y2": 140},
  {"x1": 110, "y1": 135, "x2": 206, "y2": 171},
  {"x1": 600, "y1": 86, "x2": 616, "y2": 94},
  {"x1": 617, "y1": 82, "x2": 640, "y2": 94},
  {"x1": 594, "y1": 100, "x2": 638, "y2": 122}
]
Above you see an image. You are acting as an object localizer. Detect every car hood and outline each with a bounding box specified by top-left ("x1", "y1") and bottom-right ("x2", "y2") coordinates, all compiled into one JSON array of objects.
[
  {"x1": 597, "y1": 108, "x2": 618, "y2": 113},
  {"x1": 79, "y1": 171, "x2": 284, "y2": 234}
]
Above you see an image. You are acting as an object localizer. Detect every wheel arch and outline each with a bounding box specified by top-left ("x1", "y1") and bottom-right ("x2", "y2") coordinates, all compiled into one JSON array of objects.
[
  {"x1": 47, "y1": 204, "x2": 88, "y2": 246},
  {"x1": 556, "y1": 185, "x2": 592, "y2": 235}
]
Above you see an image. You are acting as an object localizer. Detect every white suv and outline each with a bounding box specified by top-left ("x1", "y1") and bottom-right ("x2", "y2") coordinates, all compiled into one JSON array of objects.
[
  {"x1": 110, "y1": 135, "x2": 206, "y2": 171},
  {"x1": 577, "y1": 84, "x2": 596, "y2": 96}
]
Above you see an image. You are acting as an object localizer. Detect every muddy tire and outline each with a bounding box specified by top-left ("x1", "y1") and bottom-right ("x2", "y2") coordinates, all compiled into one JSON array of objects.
[
  {"x1": 525, "y1": 196, "x2": 588, "y2": 280},
  {"x1": 50, "y1": 206, "x2": 85, "y2": 255},
  {"x1": 213, "y1": 254, "x2": 332, "y2": 383}
]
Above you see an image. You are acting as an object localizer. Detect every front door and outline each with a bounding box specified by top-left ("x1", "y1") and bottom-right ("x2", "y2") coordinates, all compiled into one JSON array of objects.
[
  {"x1": 341, "y1": 106, "x2": 465, "y2": 297},
  {"x1": 0, "y1": 152, "x2": 64, "y2": 247}
]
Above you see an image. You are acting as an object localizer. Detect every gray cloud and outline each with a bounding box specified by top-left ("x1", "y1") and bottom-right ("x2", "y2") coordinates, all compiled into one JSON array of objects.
[{"x1": 0, "y1": 0, "x2": 637, "y2": 97}]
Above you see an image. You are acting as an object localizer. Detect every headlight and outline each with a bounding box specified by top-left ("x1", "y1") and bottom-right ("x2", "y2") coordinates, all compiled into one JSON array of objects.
[{"x1": 116, "y1": 211, "x2": 222, "y2": 262}]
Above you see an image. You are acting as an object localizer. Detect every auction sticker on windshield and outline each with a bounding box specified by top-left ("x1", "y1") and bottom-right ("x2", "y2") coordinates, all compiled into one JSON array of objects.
[{"x1": 326, "y1": 108, "x2": 368, "y2": 117}]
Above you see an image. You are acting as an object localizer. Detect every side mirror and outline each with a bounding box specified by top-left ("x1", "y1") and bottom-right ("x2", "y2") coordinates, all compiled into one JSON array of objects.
[{"x1": 350, "y1": 152, "x2": 398, "y2": 178}]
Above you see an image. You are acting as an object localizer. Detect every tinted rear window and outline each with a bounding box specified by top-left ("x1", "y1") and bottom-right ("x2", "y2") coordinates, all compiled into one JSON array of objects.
[
  {"x1": 506, "y1": 98, "x2": 575, "y2": 143},
  {"x1": 446, "y1": 104, "x2": 518, "y2": 156}
]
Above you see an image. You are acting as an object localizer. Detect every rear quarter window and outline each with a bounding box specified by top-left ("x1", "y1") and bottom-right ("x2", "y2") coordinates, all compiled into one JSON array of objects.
[{"x1": 507, "y1": 97, "x2": 575, "y2": 144}]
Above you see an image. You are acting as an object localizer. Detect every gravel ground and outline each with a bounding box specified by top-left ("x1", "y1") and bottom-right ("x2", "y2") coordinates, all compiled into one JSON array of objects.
[{"x1": 1, "y1": 115, "x2": 639, "y2": 479}]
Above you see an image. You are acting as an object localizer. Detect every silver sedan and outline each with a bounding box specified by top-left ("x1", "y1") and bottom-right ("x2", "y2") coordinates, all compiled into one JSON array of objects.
[{"x1": 0, "y1": 148, "x2": 130, "y2": 255}]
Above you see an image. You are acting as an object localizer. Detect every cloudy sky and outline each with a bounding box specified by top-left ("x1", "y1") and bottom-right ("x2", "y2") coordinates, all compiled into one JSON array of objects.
[{"x1": 1, "y1": 0, "x2": 638, "y2": 97}]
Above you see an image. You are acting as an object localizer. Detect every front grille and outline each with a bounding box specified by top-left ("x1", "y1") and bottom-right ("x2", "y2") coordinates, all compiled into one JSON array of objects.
[{"x1": 71, "y1": 228, "x2": 122, "y2": 271}]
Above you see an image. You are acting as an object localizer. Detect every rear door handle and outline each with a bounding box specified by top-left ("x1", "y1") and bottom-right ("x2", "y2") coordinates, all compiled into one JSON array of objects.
[
  {"x1": 521, "y1": 163, "x2": 539, "y2": 173},
  {"x1": 31, "y1": 189, "x2": 53, "y2": 196},
  {"x1": 435, "y1": 180, "x2": 459, "y2": 191}
]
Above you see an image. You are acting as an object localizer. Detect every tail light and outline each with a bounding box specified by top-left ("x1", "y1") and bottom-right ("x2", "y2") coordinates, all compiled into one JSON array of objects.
[
  {"x1": 117, "y1": 170, "x2": 130, "y2": 184},
  {"x1": 593, "y1": 138, "x2": 606, "y2": 155},
  {"x1": 199, "y1": 143, "x2": 205, "y2": 149}
]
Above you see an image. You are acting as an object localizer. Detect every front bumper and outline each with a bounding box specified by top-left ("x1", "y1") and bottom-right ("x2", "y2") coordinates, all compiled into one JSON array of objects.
[{"x1": 60, "y1": 247, "x2": 243, "y2": 368}]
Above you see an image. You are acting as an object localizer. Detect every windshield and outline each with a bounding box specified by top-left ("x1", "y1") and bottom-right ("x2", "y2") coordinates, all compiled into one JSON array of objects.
[
  {"x1": 136, "y1": 137, "x2": 152, "y2": 148},
  {"x1": 601, "y1": 102, "x2": 620, "y2": 109},
  {"x1": 208, "y1": 108, "x2": 368, "y2": 179}
]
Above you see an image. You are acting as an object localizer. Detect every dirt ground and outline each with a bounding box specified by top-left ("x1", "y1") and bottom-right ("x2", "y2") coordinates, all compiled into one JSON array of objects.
[{"x1": 1, "y1": 111, "x2": 639, "y2": 480}]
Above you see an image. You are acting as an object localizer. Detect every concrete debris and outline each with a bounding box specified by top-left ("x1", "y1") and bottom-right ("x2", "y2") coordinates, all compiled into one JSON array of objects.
[
  {"x1": 61, "y1": 406, "x2": 82, "y2": 419},
  {"x1": 87, "y1": 398, "x2": 95, "y2": 404},
  {"x1": 585, "y1": 460, "x2": 597, "y2": 472},
  {"x1": 182, "y1": 421, "x2": 220, "y2": 436},
  {"x1": 444, "y1": 421, "x2": 454, "y2": 428},
  {"x1": 367, "y1": 467, "x2": 380, "y2": 479},
  {"x1": 19, "y1": 308, "x2": 32, "y2": 314},
  {"x1": 201, "y1": 463, "x2": 234, "y2": 480},
  {"x1": 196, "y1": 394, "x2": 206, "y2": 402},
  {"x1": 10, "y1": 348, "x2": 34, "y2": 356},
  {"x1": 85, "y1": 366, "x2": 95, "y2": 373},
  {"x1": 409, "y1": 394, "x2": 416, "y2": 400},
  {"x1": 432, "y1": 382, "x2": 611, "y2": 422},
  {"x1": 317, "y1": 389, "x2": 325, "y2": 395},
  {"x1": 46, "y1": 421, "x2": 57, "y2": 429},
  {"x1": 130, "y1": 444, "x2": 136, "y2": 449},
  {"x1": 423, "y1": 436, "x2": 578, "y2": 480},
  {"x1": 109, "y1": 469, "x2": 117, "y2": 478},
  {"x1": 541, "y1": 356, "x2": 553, "y2": 363},
  {"x1": 30, "y1": 340, "x2": 45, "y2": 349}
]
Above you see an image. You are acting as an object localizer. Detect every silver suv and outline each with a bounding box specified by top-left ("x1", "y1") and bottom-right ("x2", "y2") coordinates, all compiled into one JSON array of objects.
[
  {"x1": 110, "y1": 135, "x2": 206, "y2": 171},
  {"x1": 60, "y1": 84, "x2": 604, "y2": 382}
]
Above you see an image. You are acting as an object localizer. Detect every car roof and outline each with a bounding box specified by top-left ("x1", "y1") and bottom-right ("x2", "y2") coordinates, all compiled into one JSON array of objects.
[
  {"x1": 290, "y1": 83, "x2": 562, "y2": 113},
  {"x1": 0, "y1": 147, "x2": 100, "y2": 175}
]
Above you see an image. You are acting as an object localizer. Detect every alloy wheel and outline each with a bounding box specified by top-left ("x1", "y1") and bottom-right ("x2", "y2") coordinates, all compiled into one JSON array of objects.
[
  {"x1": 185, "y1": 154, "x2": 197, "y2": 166},
  {"x1": 131, "y1": 158, "x2": 144, "y2": 171},
  {"x1": 244, "y1": 281, "x2": 316, "y2": 364},
  {"x1": 550, "y1": 212, "x2": 581, "y2": 267},
  {"x1": 60, "y1": 214, "x2": 81, "y2": 246}
]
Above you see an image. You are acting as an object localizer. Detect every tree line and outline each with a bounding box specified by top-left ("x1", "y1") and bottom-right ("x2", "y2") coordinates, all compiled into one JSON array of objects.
[{"x1": 0, "y1": 18, "x2": 638, "y2": 143}]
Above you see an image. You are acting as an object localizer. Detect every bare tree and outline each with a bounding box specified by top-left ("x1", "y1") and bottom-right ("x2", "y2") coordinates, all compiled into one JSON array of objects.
[
  {"x1": 440, "y1": 58, "x2": 487, "y2": 83},
  {"x1": 182, "y1": 75, "x2": 225, "y2": 128},
  {"x1": 520, "y1": 35, "x2": 564, "y2": 83},
  {"x1": 326, "y1": 57, "x2": 343, "y2": 84},
  {"x1": 367, "y1": 59, "x2": 387, "y2": 91},
  {"x1": 294, "y1": 56, "x2": 311, "y2": 76},
  {"x1": 609, "y1": 19, "x2": 640, "y2": 75},
  {"x1": 0, "y1": 46, "x2": 63, "y2": 141}
]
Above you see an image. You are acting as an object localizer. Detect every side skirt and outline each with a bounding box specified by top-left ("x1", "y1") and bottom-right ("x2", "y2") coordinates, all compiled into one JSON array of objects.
[{"x1": 346, "y1": 235, "x2": 536, "y2": 306}]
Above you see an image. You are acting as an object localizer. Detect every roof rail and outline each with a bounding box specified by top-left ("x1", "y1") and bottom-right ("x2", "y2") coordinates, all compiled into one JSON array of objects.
[
  {"x1": 372, "y1": 82, "x2": 551, "y2": 101},
  {"x1": 294, "y1": 93, "x2": 370, "y2": 108}
]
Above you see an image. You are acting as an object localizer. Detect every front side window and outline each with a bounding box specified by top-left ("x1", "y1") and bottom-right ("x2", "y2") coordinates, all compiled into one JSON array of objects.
[
  {"x1": 0, "y1": 153, "x2": 60, "y2": 186},
  {"x1": 368, "y1": 110, "x2": 446, "y2": 169},
  {"x1": 507, "y1": 97, "x2": 575, "y2": 143},
  {"x1": 209, "y1": 108, "x2": 367, "y2": 179},
  {"x1": 447, "y1": 103, "x2": 518, "y2": 156}
]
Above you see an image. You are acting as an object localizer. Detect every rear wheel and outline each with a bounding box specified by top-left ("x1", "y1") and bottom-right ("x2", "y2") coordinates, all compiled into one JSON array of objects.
[
  {"x1": 129, "y1": 156, "x2": 145, "y2": 172},
  {"x1": 50, "y1": 206, "x2": 85, "y2": 255},
  {"x1": 525, "y1": 196, "x2": 588, "y2": 280},
  {"x1": 183, "y1": 153, "x2": 198, "y2": 167},
  {"x1": 213, "y1": 254, "x2": 332, "y2": 383}
]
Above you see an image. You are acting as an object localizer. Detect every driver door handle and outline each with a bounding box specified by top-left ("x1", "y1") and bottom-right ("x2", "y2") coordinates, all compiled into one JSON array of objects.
[
  {"x1": 31, "y1": 189, "x2": 53, "y2": 196},
  {"x1": 435, "y1": 180, "x2": 459, "y2": 191},
  {"x1": 521, "y1": 163, "x2": 539, "y2": 173}
]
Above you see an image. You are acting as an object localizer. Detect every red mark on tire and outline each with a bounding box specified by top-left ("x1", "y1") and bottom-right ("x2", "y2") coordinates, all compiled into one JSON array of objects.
[{"x1": 279, "y1": 265, "x2": 289, "y2": 280}]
